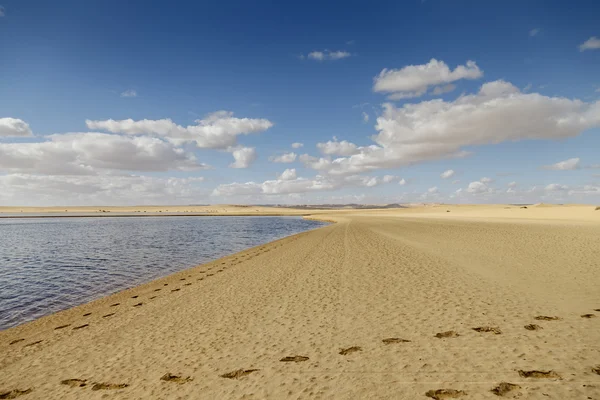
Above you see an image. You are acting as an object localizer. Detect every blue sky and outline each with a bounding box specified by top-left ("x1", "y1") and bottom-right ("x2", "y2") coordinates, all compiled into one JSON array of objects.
[{"x1": 1, "y1": 0, "x2": 599, "y2": 205}]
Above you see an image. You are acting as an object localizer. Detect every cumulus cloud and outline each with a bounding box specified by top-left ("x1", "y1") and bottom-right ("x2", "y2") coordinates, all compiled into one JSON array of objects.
[
  {"x1": 0, "y1": 133, "x2": 204, "y2": 175},
  {"x1": 545, "y1": 183, "x2": 569, "y2": 191},
  {"x1": 508, "y1": 181, "x2": 517, "y2": 188},
  {"x1": 316, "y1": 139, "x2": 360, "y2": 156},
  {"x1": 529, "y1": 28, "x2": 540, "y2": 37},
  {"x1": 579, "y1": 36, "x2": 600, "y2": 52},
  {"x1": 269, "y1": 152, "x2": 297, "y2": 163},
  {"x1": 398, "y1": 178, "x2": 407, "y2": 185},
  {"x1": 229, "y1": 147, "x2": 257, "y2": 169},
  {"x1": 278, "y1": 168, "x2": 297, "y2": 180},
  {"x1": 212, "y1": 173, "x2": 396, "y2": 197},
  {"x1": 305, "y1": 50, "x2": 351, "y2": 61},
  {"x1": 440, "y1": 169, "x2": 455, "y2": 179},
  {"x1": 466, "y1": 181, "x2": 492, "y2": 194},
  {"x1": 480, "y1": 177, "x2": 494, "y2": 183},
  {"x1": 427, "y1": 186, "x2": 439, "y2": 194},
  {"x1": 291, "y1": 142, "x2": 304, "y2": 149},
  {"x1": 120, "y1": 89, "x2": 137, "y2": 97},
  {"x1": 542, "y1": 157, "x2": 580, "y2": 170},
  {"x1": 86, "y1": 111, "x2": 273, "y2": 149},
  {"x1": 0, "y1": 173, "x2": 206, "y2": 206},
  {"x1": 301, "y1": 81, "x2": 600, "y2": 176},
  {"x1": 0, "y1": 118, "x2": 33, "y2": 137},
  {"x1": 373, "y1": 59, "x2": 482, "y2": 100},
  {"x1": 431, "y1": 84, "x2": 456, "y2": 96}
]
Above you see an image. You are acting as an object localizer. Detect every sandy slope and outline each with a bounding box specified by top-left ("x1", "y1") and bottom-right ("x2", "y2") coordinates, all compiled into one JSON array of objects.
[{"x1": 1, "y1": 208, "x2": 600, "y2": 399}]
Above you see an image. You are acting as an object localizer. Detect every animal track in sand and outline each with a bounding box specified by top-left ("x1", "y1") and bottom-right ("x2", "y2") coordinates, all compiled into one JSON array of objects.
[
  {"x1": 425, "y1": 388, "x2": 467, "y2": 399},
  {"x1": 339, "y1": 346, "x2": 362, "y2": 355},
  {"x1": 220, "y1": 369, "x2": 259, "y2": 379},
  {"x1": 592, "y1": 365, "x2": 600, "y2": 375},
  {"x1": 435, "y1": 331, "x2": 459, "y2": 339},
  {"x1": 110, "y1": 303, "x2": 120, "y2": 307},
  {"x1": 382, "y1": 338, "x2": 411, "y2": 344},
  {"x1": 280, "y1": 356, "x2": 309, "y2": 362},
  {"x1": 131, "y1": 296, "x2": 138, "y2": 299},
  {"x1": 518, "y1": 370, "x2": 561, "y2": 379},
  {"x1": 0, "y1": 388, "x2": 32, "y2": 398},
  {"x1": 534, "y1": 316, "x2": 561, "y2": 321},
  {"x1": 9, "y1": 339, "x2": 24, "y2": 345},
  {"x1": 524, "y1": 324, "x2": 542, "y2": 331},
  {"x1": 594, "y1": 309, "x2": 600, "y2": 312},
  {"x1": 171, "y1": 288, "x2": 180, "y2": 292},
  {"x1": 163, "y1": 283, "x2": 168, "y2": 286},
  {"x1": 490, "y1": 382, "x2": 521, "y2": 397},
  {"x1": 149, "y1": 296, "x2": 157, "y2": 299},
  {"x1": 24, "y1": 340, "x2": 42, "y2": 347},
  {"x1": 91, "y1": 382, "x2": 129, "y2": 390},
  {"x1": 82, "y1": 313, "x2": 92, "y2": 317},
  {"x1": 54, "y1": 324, "x2": 70, "y2": 330},
  {"x1": 154, "y1": 288, "x2": 161, "y2": 292},
  {"x1": 102, "y1": 313, "x2": 115, "y2": 318},
  {"x1": 581, "y1": 314, "x2": 596, "y2": 318},
  {"x1": 160, "y1": 373, "x2": 193, "y2": 384},
  {"x1": 184, "y1": 283, "x2": 192, "y2": 286},
  {"x1": 179, "y1": 278, "x2": 186, "y2": 281},
  {"x1": 133, "y1": 303, "x2": 143, "y2": 307},
  {"x1": 73, "y1": 324, "x2": 89, "y2": 330},
  {"x1": 60, "y1": 379, "x2": 87, "y2": 388},
  {"x1": 472, "y1": 326, "x2": 502, "y2": 334}
]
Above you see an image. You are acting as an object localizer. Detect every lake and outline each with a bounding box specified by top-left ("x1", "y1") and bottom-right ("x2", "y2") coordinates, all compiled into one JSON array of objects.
[{"x1": 0, "y1": 216, "x2": 327, "y2": 330}]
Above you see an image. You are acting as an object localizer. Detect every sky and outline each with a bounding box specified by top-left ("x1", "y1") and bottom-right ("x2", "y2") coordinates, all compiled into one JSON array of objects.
[{"x1": 1, "y1": 0, "x2": 599, "y2": 206}]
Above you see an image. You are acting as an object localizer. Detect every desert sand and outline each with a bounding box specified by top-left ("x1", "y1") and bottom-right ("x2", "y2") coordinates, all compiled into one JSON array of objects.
[{"x1": 1, "y1": 205, "x2": 600, "y2": 399}]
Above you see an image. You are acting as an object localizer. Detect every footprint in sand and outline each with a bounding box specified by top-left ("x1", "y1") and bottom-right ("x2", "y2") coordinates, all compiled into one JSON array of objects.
[
  {"x1": 160, "y1": 373, "x2": 193, "y2": 384},
  {"x1": 435, "y1": 331, "x2": 460, "y2": 339},
  {"x1": 581, "y1": 314, "x2": 596, "y2": 318},
  {"x1": 518, "y1": 370, "x2": 561, "y2": 379},
  {"x1": 60, "y1": 379, "x2": 87, "y2": 388},
  {"x1": 534, "y1": 316, "x2": 561, "y2": 321},
  {"x1": 154, "y1": 288, "x2": 162, "y2": 292},
  {"x1": 220, "y1": 369, "x2": 259, "y2": 379},
  {"x1": 24, "y1": 340, "x2": 43, "y2": 347},
  {"x1": 91, "y1": 382, "x2": 129, "y2": 391},
  {"x1": 490, "y1": 382, "x2": 521, "y2": 397},
  {"x1": 133, "y1": 303, "x2": 143, "y2": 307},
  {"x1": 180, "y1": 278, "x2": 186, "y2": 281},
  {"x1": 110, "y1": 303, "x2": 120, "y2": 307},
  {"x1": 171, "y1": 288, "x2": 180, "y2": 292},
  {"x1": 425, "y1": 388, "x2": 467, "y2": 399},
  {"x1": 524, "y1": 324, "x2": 542, "y2": 331},
  {"x1": 73, "y1": 324, "x2": 89, "y2": 330},
  {"x1": 54, "y1": 324, "x2": 70, "y2": 330},
  {"x1": 280, "y1": 356, "x2": 309, "y2": 362},
  {"x1": 184, "y1": 283, "x2": 192, "y2": 286},
  {"x1": 0, "y1": 388, "x2": 33, "y2": 398},
  {"x1": 82, "y1": 313, "x2": 92, "y2": 317},
  {"x1": 149, "y1": 296, "x2": 157, "y2": 300},
  {"x1": 9, "y1": 339, "x2": 24, "y2": 345},
  {"x1": 472, "y1": 326, "x2": 502, "y2": 335},
  {"x1": 102, "y1": 313, "x2": 115, "y2": 318},
  {"x1": 131, "y1": 296, "x2": 138, "y2": 299},
  {"x1": 591, "y1": 365, "x2": 600, "y2": 375},
  {"x1": 339, "y1": 346, "x2": 362, "y2": 355},
  {"x1": 382, "y1": 338, "x2": 411, "y2": 344}
]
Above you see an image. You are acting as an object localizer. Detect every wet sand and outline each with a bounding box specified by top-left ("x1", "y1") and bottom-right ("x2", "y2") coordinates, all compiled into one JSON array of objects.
[{"x1": 1, "y1": 205, "x2": 599, "y2": 399}]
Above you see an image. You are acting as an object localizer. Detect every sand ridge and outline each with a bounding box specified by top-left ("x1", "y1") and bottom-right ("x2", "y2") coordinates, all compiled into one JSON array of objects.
[{"x1": 1, "y1": 206, "x2": 599, "y2": 399}]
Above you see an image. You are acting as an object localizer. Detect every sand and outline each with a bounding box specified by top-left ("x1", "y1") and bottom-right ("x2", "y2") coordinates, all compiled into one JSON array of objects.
[{"x1": 1, "y1": 205, "x2": 600, "y2": 399}]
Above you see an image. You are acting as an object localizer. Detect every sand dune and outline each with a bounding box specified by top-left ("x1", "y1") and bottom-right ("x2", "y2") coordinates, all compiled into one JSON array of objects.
[{"x1": 1, "y1": 206, "x2": 599, "y2": 399}]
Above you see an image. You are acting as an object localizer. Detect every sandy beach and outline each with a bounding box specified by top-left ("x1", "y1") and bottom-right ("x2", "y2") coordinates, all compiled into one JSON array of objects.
[{"x1": 1, "y1": 205, "x2": 600, "y2": 399}]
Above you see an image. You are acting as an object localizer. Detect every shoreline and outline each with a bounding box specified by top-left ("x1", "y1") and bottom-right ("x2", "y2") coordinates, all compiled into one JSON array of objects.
[{"x1": 1, "y1": 208, "x2": 599, "y2": 399}]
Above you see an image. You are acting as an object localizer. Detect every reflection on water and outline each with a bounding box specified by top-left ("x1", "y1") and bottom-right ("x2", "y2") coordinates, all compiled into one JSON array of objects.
[{"x1": 0, "y1": 216, "x2": 327, "y2": 330}]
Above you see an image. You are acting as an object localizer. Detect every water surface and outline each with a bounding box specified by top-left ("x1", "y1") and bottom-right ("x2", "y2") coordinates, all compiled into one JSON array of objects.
[{"x1": 0, "y1": 216, "x2": 327, "y2": 330}]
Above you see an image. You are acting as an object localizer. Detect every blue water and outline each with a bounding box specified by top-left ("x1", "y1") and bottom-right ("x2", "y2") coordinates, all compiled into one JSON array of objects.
[{"x1": 0, "y1": 216, "x2": 327, "y2": 330}]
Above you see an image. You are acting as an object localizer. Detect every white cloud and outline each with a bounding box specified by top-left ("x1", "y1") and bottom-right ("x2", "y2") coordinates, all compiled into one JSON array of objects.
[
  {"x1": 269, "y1": 152, "x2": 297, "y2": 163},
  {"x1": 466, "y1": 181, "x2": 492, "y2": 194},
  {"x1": 86, "y1": 111, "x2": 273, "y2": 149},
  {"x1": 305, "y1": 50, "x2": 351, "y2": 61},
  {"x1": 529, "y1": 28, "x2": 540, "y2": 37},
  {"x1": 398, "y1": 178, "x2": 407, "y2": 185},
  {"x1": 382, "y1": 175, "x2": 396, "y2": 183},
  {"x1": 229, "y1": 146, "x2": 257, "y2": 169},
  {"x1": 212, "y1": 173, "x2": 395, "y2": 197},
  {"x1": 278, "y1": 168, "x2": 297, "y2": 180},
  {"x1": 120, "y1": 89, "x2": 137, "y2": 97},
  {"x1": 316, "y1": 139, "x2": 360, "y2": 156},
  {"x1": 302, "y1": 81, "x2": 600, "y2": 176},
  {"x1": 0, "y1": 174, "x2": 206, "y2": 206},
  {"x1": 440, "y1": 169, "x2": 455, "y2": 179},
  {"x1": 523, "y1": 83, "x2": 532, "y2": 92},
  {"x1": 431, "y1": 84, "x2": 456, "y2": 96},
  {"x1": 480, "y1": 177, "x2": 494, "y2": 183},
  {"x1": 0, "y1": 133, "x2": 204, "y2": 175},
  {"x1": 427, "y1": 186, "x2": 439, "y2": 194},
  {"x1": 543, "y1": 157, "x2": 580, "y2": 170},
  {"x1": 0, "y1": 118, "x2": 33, "y2": 137},
  {"x1": 291, "y1": 142, "x2": 304, "y2": 149},
  {"x1": 508, "y1": 181, "x2": 517, "y2": 188},
  {"x1": 452, "y1": 179, "x2": 460, "y2": 184},
  {"x1": 373, "y1": 59, "x2": 482, "y2": 99},
  {"x1": 545, "y1": 183, "x2": 569, "y2": 191},
  {"x1": 362, "y1": 112, "x2": 369, "y2": 123},
  {"x1": 579, "y1": 36, "x2": 600, "y2": 52}
]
